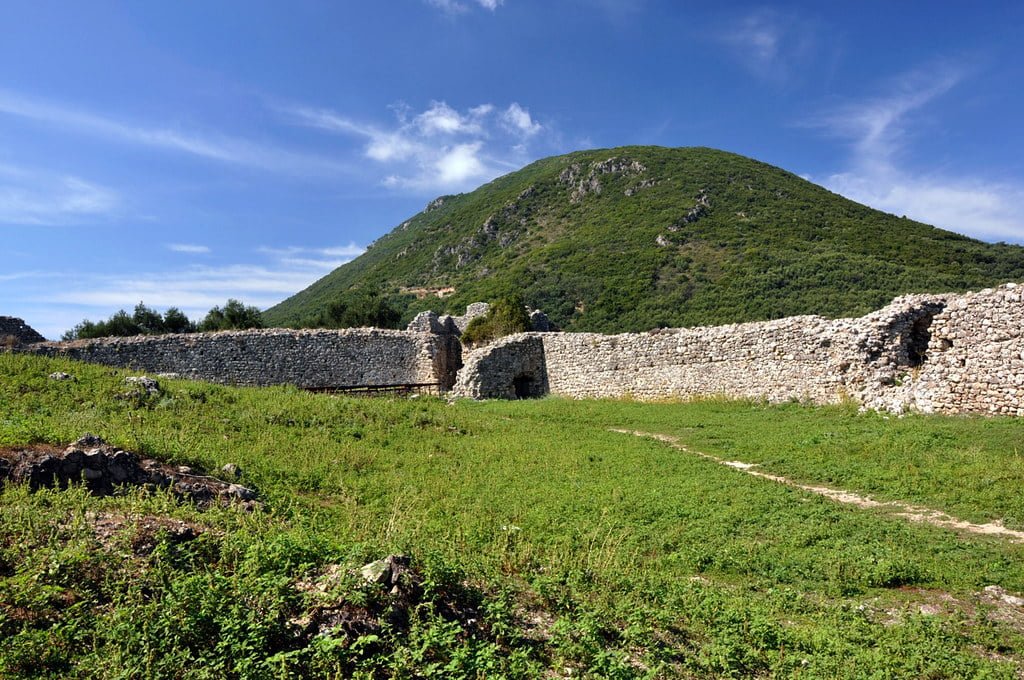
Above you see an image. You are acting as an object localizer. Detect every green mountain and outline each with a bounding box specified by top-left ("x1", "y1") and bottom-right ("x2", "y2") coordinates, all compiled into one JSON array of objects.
[{"x1": 264, "y1": 146, "x2": 1024, "y2": 333}]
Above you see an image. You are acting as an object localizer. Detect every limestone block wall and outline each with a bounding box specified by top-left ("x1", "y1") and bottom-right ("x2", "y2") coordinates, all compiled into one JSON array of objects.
[
  {"x1": 453, "y1": 334, "x2": 548, "y2": 399},
  {"x1": 454, "y1": 285, "x2": 1024, "y2": 416},
  {"x1": 0, "y1": 317, "x2": 47, "y2": 346},
  {"x1": 31, "y1": 328, "x2": 462, "y2": 390},
  {"x1": 898, "y1": 284, "x2": 1024, "y2": 416}
]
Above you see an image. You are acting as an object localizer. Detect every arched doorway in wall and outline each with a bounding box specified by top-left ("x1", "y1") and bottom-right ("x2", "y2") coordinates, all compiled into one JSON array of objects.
[{"x1": 512, "y1": 373, "x2": 538, "y2": 398}]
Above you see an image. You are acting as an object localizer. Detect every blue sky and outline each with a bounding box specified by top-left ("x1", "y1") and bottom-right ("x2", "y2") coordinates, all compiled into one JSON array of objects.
[{"x1": 3, "y1": 1, "x2": 1023, "y2": 339}]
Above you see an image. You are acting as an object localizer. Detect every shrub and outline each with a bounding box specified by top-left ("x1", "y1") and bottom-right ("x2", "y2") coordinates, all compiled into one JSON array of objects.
[{"x1": 460, "y1": 296, "x2": 531, "y2": 347}]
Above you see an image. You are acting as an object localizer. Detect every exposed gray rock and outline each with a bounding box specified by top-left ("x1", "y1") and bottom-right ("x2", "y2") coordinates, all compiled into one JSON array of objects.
[
  {"x1": 0, "y1": 435, "x2": 261, "y2": 509},
  {"x1": 125, "y1": 376, "x2": 161, "y2": 394},
  {"x1": 48, "y1": 371, "x2": 74, "y2": 381}
]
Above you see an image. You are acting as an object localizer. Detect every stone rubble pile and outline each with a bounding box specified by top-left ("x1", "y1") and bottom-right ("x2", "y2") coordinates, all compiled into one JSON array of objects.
[{"x1": 0, "y1": 434, "x2": 260, "y2": 509}]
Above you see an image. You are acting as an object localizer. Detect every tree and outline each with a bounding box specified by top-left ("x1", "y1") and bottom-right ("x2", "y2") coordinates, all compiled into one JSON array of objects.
[
  {"x1": 321, "y1": 290, "x2": 402, "y2": 329},
  {"x1": 162, "y1": 307, "x2": 195, "y2": 334},
  {"x1": 132, "y1": 302, "x2": 165, "y2": 335},
  {"x1": 199, "y1": 299, "x2": 264, "y2": 332},
  {"x1": 62, "y1": 303, "x2": 197, "y2": 340}
]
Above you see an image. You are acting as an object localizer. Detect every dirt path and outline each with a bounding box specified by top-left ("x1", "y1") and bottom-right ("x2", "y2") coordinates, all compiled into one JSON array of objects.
[{"x1": 612, "y1": 429, "x2": 1024, "y2": 543}]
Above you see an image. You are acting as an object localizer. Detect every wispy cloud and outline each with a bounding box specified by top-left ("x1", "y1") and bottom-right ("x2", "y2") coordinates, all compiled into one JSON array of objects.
[
  {"x1": 0, "y1": 163, "x2": 119, "y2": 226},
  {"x1": 166, "y1": 243, "x2": 211, "y2": 254},
  {"x1": 283, "y1": 100, "x2": 547, "y2": 193},
  {"x1": 20, "y1": 242, "x2": 366, "y2": 337},
  {"x1": 720, "y1": 9, "x2": 818, "y2": 84},
  {"x1": 425, "y1": 0, "x2": 503, "y2": 13},
  {"x1": 257, "y1": 243, "x2": 365, "y2": 270},
  {"x1": 0, "y1": 89, "x2": 351, "y2": 178},
  {"x1": 806, "y1": 62, "x2": 1024, "y2": 242}
]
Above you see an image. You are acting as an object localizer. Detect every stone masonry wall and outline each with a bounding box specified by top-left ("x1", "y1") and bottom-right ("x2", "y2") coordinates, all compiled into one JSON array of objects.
[
  {"x1": 0, "y1": 316, "x2": 47, "y2": 346},
  {"x1": 31, "y1": 328, "x2": 462, "y2": 390},
  {"x1": 454, "y1": 284, "x2": 1024, "y2": 416}
]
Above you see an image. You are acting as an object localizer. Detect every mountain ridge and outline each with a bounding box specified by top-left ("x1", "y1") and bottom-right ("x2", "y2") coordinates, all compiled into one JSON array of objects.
[{"x1": 264, "y1": 146, "x2": 1024, "y2": 333}]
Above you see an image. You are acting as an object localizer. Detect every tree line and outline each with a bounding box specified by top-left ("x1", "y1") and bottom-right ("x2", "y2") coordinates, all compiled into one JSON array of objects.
[{"x1": 62, "y1": 300, "x2": 265, "y2": 340}]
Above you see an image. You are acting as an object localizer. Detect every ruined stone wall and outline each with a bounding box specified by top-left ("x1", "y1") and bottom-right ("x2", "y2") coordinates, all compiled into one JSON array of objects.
[
  {"x1": 31, "y1": 328, "x2": 461, "y2": 390},
  {"x1": 0, "y1": 317, "x2": 47, "y2": 346},
  {"x1": 454, "y1": 284, "x2": 1024, "y2": 416},
  {"x1": 895, "y1": 284, "x2": 1024, "y2": 416}
]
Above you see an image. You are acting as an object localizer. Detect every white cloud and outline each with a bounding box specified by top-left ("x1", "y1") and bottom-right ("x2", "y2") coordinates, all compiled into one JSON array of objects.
[
  {"x1": 166, "y1": 243, "x2": 211, "y2": 254},
  {"x1": 22, "y1": 242, "x2": 366, "y2": 338},
  {"x1": 501, "y1": 103, "x2": 542, "y2": 137},
  {"x1": 283, "y1": 100, "x2": 550, "y2": 193},
  {"x1": 0, "y1": 88, "x2": 350, "y2": 177},
  {"x1": 0, "y1": 165, "x2": 118, "y2": 226},
  {"x1": 435, "y1": 143, "x2": 487, "y2": 185},
  {"x1": 257, "y1": 242, "x2": 365, "y2": 259},
  {"x1": 806, "y1": 63, "x2": 1024, "y2": 242},
  {"x1": 425, "y1": 0, "x2": 503, "y2": 12},
  {"x1": 826, "y1": 171, "x2": 1024, "y2": 242},
  {"x1": 720, "y1": 9, "x2": 817, "y2": 83},
  {"x1": 415, "y1": 101, "x2": 484, "y2": 136}
]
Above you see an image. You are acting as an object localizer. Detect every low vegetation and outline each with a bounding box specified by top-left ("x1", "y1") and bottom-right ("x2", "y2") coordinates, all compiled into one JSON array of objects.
[
  {"x1": 3, "y1": 353, "x2": 1024, "y2": 677},
  {"x1": 459, "y1": 295, "x2": 531, "y2": 347},
  {"x1": 63, "y1": 300, "x2": 264, "y2": 340},
  {"x1": 292, "y1": 289, "x2": 404, "y2": 331}
]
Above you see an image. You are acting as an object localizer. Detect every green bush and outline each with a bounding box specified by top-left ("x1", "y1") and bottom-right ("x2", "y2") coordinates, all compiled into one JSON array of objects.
[{"x1": 460, "y1": 296, "x2": 531, "y2": 347}]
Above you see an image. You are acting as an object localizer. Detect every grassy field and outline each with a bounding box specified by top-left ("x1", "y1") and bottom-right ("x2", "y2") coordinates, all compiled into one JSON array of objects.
[{"x1": 3, "y1": 353, "x2": 1024, "y2": 678}]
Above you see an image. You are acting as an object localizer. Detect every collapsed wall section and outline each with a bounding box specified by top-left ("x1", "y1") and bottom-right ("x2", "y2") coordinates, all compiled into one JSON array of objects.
[
  {"x1": 31, "y1": 328, "x2": 460, "y2": 390},
  {"x1": 453, "y1": 334, "x2": 548, "y2": 399},
  {"x1": 0, "y1": 317, "x2": 46, "y2": 346},
  {"x1": 897, "y1": 284, "x2": 1024, "y2": 416}
]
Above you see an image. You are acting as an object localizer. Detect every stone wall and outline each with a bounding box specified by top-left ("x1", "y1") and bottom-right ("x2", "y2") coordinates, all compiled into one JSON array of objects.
[
  {"x1": 0, "y1": 317, "x2": 46, "y2": 346},
  {"x1": 31, "y1": 327, "x2": 462, "y2": 390},
  {"x1": 454, "y1": 284, "x2": 1024, "y2": 416},
  {"x1": 10, "y1": 285, "x2": 1024, "y2": 415}
]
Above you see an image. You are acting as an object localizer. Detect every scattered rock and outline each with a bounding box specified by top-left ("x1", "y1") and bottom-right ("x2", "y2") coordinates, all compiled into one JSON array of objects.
[
  {"x1": 48, "y1": 371, "x2": 74, "y2": 381},
  {"x1": 360, "y1": 554, "x2": 413, "y2": 593},
  {"x1": 982, "y1": 585, "x2": 1024, "y2": 608},
  {"x1": 0, "y1": 435, "x2": 261, "y2": 510},
  {"x1": 221, "y1": 463, "x2": 242, "y2": 479},
  {"x1": 125, "y1": 376, "x2": 160, "y2": 394}
]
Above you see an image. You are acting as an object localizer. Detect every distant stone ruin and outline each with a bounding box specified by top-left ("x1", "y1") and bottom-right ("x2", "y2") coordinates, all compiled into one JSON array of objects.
[
  {"x1": 0, "y1": 316, "x2": 46, "y2": 346},
  {"x1": 454, "y1": 284, "x2": 1024, "y2": 417},
  {"x1": 7, "y1": 283, "x2": 1024, "y2": 416}
]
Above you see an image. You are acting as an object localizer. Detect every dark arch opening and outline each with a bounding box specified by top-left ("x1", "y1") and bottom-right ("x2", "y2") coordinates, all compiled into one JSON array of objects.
[
  {"x1": 905, "y1": 315, "x2": 934, "y2": 367},
  {"x1": 512, "y1": 373, "x2": 536, "y2": 399}
]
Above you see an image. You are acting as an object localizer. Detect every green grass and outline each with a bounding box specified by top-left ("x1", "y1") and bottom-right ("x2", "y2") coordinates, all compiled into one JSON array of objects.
[{"x1": 3, "y1": 353, "x2": 1024, "y2": 677}]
